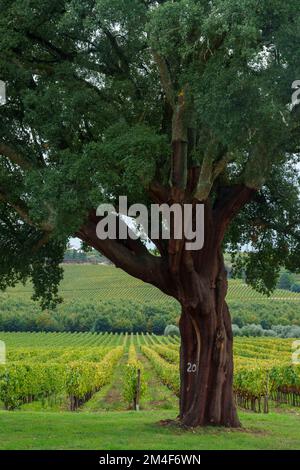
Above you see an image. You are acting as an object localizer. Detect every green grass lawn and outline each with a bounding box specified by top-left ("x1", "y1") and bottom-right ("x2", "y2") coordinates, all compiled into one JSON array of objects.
[{"x1": 0, "y1": 410, "x2": 299, "y2": 450}]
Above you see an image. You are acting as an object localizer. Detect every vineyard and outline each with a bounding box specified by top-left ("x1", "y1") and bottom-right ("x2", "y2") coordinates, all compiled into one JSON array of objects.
[
  {"x1": 0, "y1": 332, "x2": 299, "y2": 415},
  {"x1": 1, "y1": 264, "x2": 300, "y2": 336},
  {"x1": 4, "y1": 264, "x2": 300, "y2": 302}
]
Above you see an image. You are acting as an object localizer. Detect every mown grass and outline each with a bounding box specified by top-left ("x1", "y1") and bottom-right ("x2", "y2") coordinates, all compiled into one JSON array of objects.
[{"x1": 0, "y1": 410, "x2": 299, "y2": 450}]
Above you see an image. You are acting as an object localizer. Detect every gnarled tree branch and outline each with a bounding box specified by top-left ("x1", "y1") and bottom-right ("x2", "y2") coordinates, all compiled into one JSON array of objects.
[
  {"x1": 152, "y1": 51, "x2": 175, "y2": 109},
  {"x1": 76, "y1": 211, "x2": 173, "y2": 296},
  {"x1": 213, "y1": 184, "x2": 256, "y2": 244},
  {"x1": 0, "y1": 188, "x2": 55, "y2": 232}
]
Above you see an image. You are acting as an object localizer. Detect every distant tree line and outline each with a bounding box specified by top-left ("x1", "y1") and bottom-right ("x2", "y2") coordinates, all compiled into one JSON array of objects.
[
  {"x1": 0, "y1": 298, "x2": 299, "y2": 335},
  {"x1": 63, "y1": 249, "x2": 111, "y2": 265},
  {"x1": 0, "y1": 299, "x2": 179, "y2": 335},
  {"x1": 278, "y1": 272, "x2": 300, "y2": 293},
  {"x1": 232, "y1": 323, "x2": 300, "y2": 338}
]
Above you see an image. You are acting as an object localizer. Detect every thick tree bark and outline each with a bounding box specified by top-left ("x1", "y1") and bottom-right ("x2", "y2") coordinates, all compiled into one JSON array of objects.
[{"x1": 178, "y1": 252, "x2": 240, "y2": 427}]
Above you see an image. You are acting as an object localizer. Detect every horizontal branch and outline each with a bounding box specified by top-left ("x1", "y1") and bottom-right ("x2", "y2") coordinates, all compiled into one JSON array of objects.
[
  {"x1": 0, "y1": 143, "x2": 34, "y2": 170},
  {"x1": 0, "y1": 188, "x2": 55, "y2": 232},
  {"x1": 76, "y1": 213, "x2": 173, "y2": 295},
  {"x1": 249, "y1": 217, "x2": 300, "y2": 243},
  {"x1": 26, "y1": 31, "x2": 76, "y2": 61}
]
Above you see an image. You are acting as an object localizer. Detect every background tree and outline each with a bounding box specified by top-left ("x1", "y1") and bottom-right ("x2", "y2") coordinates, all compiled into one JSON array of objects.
[
  {"x1": 291, "y1": 283, "x2": 300, "y2": 293},
  {"x1": 92, "y1": 316, "x2": 113, "y2": 334},
  {"x1": 0, "y1": 0, "x2": 300, "y2": 427},
  {"x1": 278, "y1": 272, "x2": 292, "y2": 291}
]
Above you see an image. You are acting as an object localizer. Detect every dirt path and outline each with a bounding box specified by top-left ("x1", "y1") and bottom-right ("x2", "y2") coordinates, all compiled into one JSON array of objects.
[
  {"x1": 81, "y1": 352, "x2": 128, "y2": 412},
  {"x1": 81, "y1": 340, "x2": 178, "y2": 412},
  {"x1": 137, "y1": 353, "x2": 178, "y2": 411}
]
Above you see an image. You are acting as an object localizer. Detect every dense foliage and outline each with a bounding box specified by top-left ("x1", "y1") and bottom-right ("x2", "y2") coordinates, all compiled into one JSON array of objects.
[
  {"x1": 1, "y1": 332, "x2": 299, "y2": 414},
  {"x1": 1, "y1": 295, "x2": 300, "y2": 334},
  {"x1": 1, "y1": 0, "x2": 300, "y2": 427},
  {"x1": 0, "y1": 332, "x2": 124, "y2": 410},
  {"x1": 0, "y1": 0, "x2": 299, "y2": 306}
]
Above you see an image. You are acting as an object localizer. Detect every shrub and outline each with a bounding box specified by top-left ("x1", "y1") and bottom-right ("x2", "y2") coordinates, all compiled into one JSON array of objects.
[
  {"x1": 262, "y1": 329, "x2": 277, "y2": 337},
  {"x1": 232, "y1": 324, "x2": 242, "y2": 336},
  {"x1": 92, "y1": 316, "x2": 112, "y2": 333},
  {"x1": 272, "y1": 325, "x2": 300, "y2": 338},
  {"x1": 241, "y1": 324, "x2": 264, "y2": 337},
  {"x1": 152, "y1": 317, "x2": 166, "y2": 335},
  {"x1": 164, "y1": 325, "x2": 180, "y2": 337},
  {"x1": 291, "y1": 283, "x2": 300, "y2": 293},
  {"x1": 122, "y1": 343, "x2": 145, "y2": 408},
  {"x1": 278, "y1": 273, "x2": 292, "y2": 291},
  {"x1": 260, "y1": 319, "x2": 272, "y2": 330}
]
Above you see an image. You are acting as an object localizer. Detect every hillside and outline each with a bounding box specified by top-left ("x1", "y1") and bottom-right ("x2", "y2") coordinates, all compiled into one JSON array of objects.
[
  {"x1": 0, "y1": 264, "x2": 299, "y2": 333},
  {"x1": 4, "y1": 263, "x2": 300, "y2": 302}
]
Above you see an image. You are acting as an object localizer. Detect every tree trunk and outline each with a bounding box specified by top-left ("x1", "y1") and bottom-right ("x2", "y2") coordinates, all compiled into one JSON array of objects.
[
  {"x1": 178, "y1": 254, "x2": 240, "y2": 428},
  {"x1": 77, "y1": 202, "x2": 250, "y2": 428}
]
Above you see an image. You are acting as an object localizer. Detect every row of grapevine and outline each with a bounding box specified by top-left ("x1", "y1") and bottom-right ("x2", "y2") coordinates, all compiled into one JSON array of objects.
[
  {"x1": 269, "y1": 365, "x2": 300, "y2": 407},
  {"x1": 234, "y1": 363, "x2": 300, "y2": 412},
  {"x1": 149, "y1": 344, "x2": 179, "y2": 363},
  {"x1": 67, "y1": 346, "x2": 124, "y2": 410},
  {"x1": 0, "y1": 330, "x2": 182, "y2": 350},
  {"x1": 141, "y1": 345, "x2": 179, "y2": 396},
  {"x1": 234, "y1": 339, "x2": 293, "y2": 359},
  {"x1": 234, "y1": 362, "x2": 270, "y2": 412},
  {"x1": 0, "y1": 346, "x2": 124, "y2": 411},
  {"x1": 7, "y1": 347, "x2": 110, "y2": 364},
  {"x1": 122, "y1": 337, "x2": 145, "y2": 409},
  {"x1": 0, "y1": 363, "x2": 65, "y2": 409},
  {"x1": 0, "y1": 331, "x2": 122, "y2": 348},
  {"x1": 145, "y1": 340, "x2": 300, "y2": 413}
]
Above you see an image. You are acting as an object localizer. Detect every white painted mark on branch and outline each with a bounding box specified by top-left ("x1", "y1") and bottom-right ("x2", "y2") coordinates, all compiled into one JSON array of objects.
[
  {"x1": 0, "y1": 81, "x2": 6, "y2": 106},
  {"x1": 0, "y1": 340, "x2": 6, "y2": 364},
  {"x1": 292, "y1": 340, "x2": 300, "y2": 365}
]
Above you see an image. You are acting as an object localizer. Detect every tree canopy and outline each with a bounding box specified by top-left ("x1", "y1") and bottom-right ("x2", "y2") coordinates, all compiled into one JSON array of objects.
[{"x1": 0, "y1": 0, "x2": 300, "y2": 307}]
